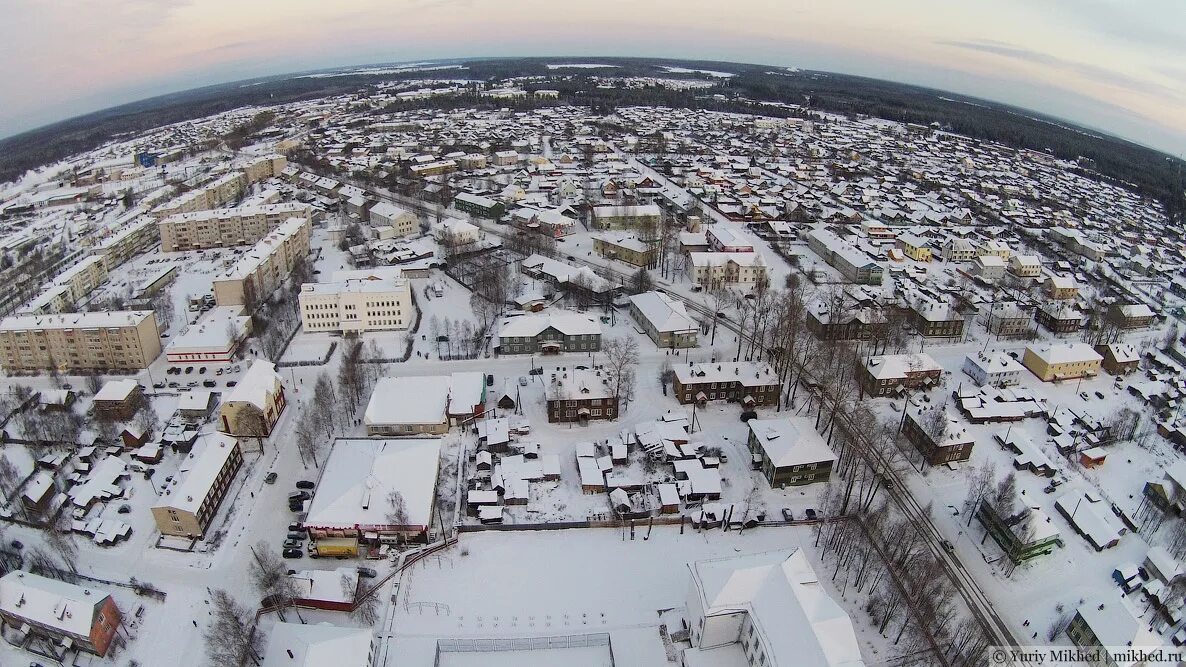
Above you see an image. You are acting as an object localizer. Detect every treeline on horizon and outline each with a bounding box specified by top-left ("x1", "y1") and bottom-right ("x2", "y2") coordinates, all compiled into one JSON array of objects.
[{"x1": 0, "y1": 56, "x2": 1180, "y2": 223}]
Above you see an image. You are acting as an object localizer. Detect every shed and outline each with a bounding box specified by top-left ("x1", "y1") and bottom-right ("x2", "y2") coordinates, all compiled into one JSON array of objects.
[{"x1": 1079, "y1": 447, "x2": 1107, "y2": 469}]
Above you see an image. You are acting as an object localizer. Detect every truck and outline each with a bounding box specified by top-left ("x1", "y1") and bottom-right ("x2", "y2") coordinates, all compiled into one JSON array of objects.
[{"x1": 308, "y1": 537, "x2": 358, "y2": 559}]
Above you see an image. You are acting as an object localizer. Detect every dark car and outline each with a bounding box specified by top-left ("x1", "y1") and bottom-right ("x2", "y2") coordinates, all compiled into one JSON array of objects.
[
  {"x1": 289, "y1": 490, "x2": 310, "y2": 501},
  {"x1": 281, "y1": 549, "x2": 302, "y2": 559},
  {"x1": 566, "y1": 255, "x2": 576, "y2": 261},
  {"x1": 117, "y1": 504, "x2": 131, "y2": 514},
  {"x1": 295, "y1": 480, "x2": 315, "y2": 490},
  {"x1": 199, "y1": 366, "x2": 207, "y2": 375},
  {"x1": 288, "y1": 522, "x2": 304, "y2": 532},
  {"x1": 226, "y1": 380, "x2": 238, "y2": 387},
  {"x1": 185, "y1": 366, "x2": 194, "y2": 374},
  {"x1": 203, "y1": 380, "x2": 217, "y2": 387},
  {"x1": 804, "y1": 508, "x2": 817, "y2": 520},
  {"x1": 740, "y1": 410, "x2": 757, "y2": 422},
  {"x1": 264, "y1": 472, "x2": 278, "y2": 484},
  {"x1": 781, "y1": 508, "x2": 794, "y2": 521},
  {"x1": 357, "y1": 567, "x2": 378, "y2": 578},
  {"x1": 1095, "y1": 391, "x2": 1105, "y2": 399},
  {"x1": 486, "y1": 374, "x2": 494, "y2": 386},
  {"x1": 529, "y1": 367, "x2": 543, "y2": 376}
]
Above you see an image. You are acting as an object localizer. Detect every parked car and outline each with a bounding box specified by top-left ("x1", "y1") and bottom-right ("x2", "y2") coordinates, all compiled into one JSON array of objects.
[
  {"x1": 289, "y1": 491, "x2": 310, "y2": 501},
  {"x1": 185, "y1": 366, "x2": 194, "y2": 374},
  {"x1": 282, "y1": 548, "x2": 302, "y2": 559},
  {"x1": 203, "y1": 380, "x2": 217, "y2": 387},
  {"x1": 167, "y1": 381, "x2": 180, "y2": 388},
  {"x1": 804, "y1": 508, "x2": 817, "y2": 520},
  {"x1": 153, "y1": 382, "x2": 165, "y2": 389},
  {"x1": 117, "y1": 504, "x2": 130, "y2": 514},
  {"x1": 781, "y1": 508, "x2": 794, "y2": 521},
  {"x1": 287, "y1": 523, "x2": 304, "y2": 533},
  {"x1": 519, "y1": 376, "x2": 528, "y2": 386},
  {"x1": 295, "y1": 480, "x2": 315, "y2": 490},
  {"x1": 283, "y1": 539, "x2": 301, "y2": 550},
  {"x1": 199, "y1": 366, "x2": 207, "y2": 375},
  {"x1": 486, "y1": 374, "x2": 494, "y2": 386},
  {"x1": 186, "y1": 381, "x2": 198, "y2": 388},
  {"x1": 287, "y1": 531, "x2": 306, "y2": 542},
  {"x1": 529, "y1": 367, "x2": 543, "y2": 376},
  {"x1": 1095, "y1": 391, "x2": 1106, "y2": 399},
  {"x1": 216, "y1": 367, "x2": 224, "y2": 375},
  {"x1": 226, "y1": 381, "x2": 238, "y2": 387},
  {"x1": 941, "y1": 539, "x2": 955, "y2": 553},
  {"x1": 264, "y1": 472, "x2": 278, "y2": 484},
  {"x1": 357, "y1": 567, "x2": 378, "y2": 579}
]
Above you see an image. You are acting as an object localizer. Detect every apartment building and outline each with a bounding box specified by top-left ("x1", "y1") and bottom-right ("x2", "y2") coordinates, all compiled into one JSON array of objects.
[
  {"x1": 300, "y1": 270, "x2": 413, "y2": 333},
  {"x1": 1008, "y1": 254, "x2": 1041, "y2": 278},
  {"x1": 673, "y1": 361, "x2": 780, "y2": 406},
  {"x1": 212, "y1": 217, "x2": 310, "y2": 308},
  {"x1": 628, "y1": 291, "x2": 698, "y2": 348},
  {"x1": 239, "y1": 154, "x2": 288, "y2": 183},
  {"x1": 941, "y1": 238, "x2": 977, "y2": 262},
  {"x1": 0, "y1": 572, "x2": 122, "y2": 657},
  {"x1": 1035, "y1": 303, "x2": 1084, "y2": 334},
  {"x1": 52, "y1": 255, "x2": 109, "y2": 302},
  {"x1": 1022, "y1": 343, "x2": 1102, "y2": 381},
  {"x1": 860, "y1": 353, "x2": 943, "y2": 397},
  {"x1": 1045, "y1": 275, "x2": 1078, "y2": 300},
  {"x1": 1109, "y1": 303, "x2": 1156, "y2": 329},
  {"x1": 151, "y1": 433, "x2": 243, "y2": 538},
  {"x1": 93, "y1": 217, "x2": 158, "y2": 270},
  {"x1": 687, "y1": 252, "x2": 768, "y2": 286},
  {"x1": 806, "y1": 227, "x2": 884, "y2": 285},
  {"x1": 911, "y1": 300, "x2": 966, "y2": 338},
  {"x1": 157, "y1": 202, "x2": 311, "y2": 251},
  {"x1": 746, "y1": 417, "x2": 836, "y2": 487},
  {"x1": 453, "y1": 192, "x2": 505, "y2": 219},
  {"x1": 897, "y1": 233, "x2": 932, "y2": 261},
  {"x1": 903, "y1": 408, "x2": 974, "y2": 465},
  {"x1": 497, "y1": 312, "x2": 602, "y2": 354},
  {"x1": 593, "y1": 233, "x2": 657, "y2": 267},
  {"x1": 368, "y1": 202, "x2": 419, "y2": 237},
  {"x1": 806, "y1": 305, "x2": 887, "y2": 341},
  {"x1": 0, "y1": 310, "x2": 161, "y2": 373},
  {"x1": 546, "y1": 368, "x2": 619, "y2": 423},
  {"x1": 590, "y1": 203, "x2": 662, "y2": 230},
  {"x1": 154, "y1": 172, "x2": 248, "y2": 216},
  {"x1": 986, "y1": 303, "x2": 1032, "y2": 337}
]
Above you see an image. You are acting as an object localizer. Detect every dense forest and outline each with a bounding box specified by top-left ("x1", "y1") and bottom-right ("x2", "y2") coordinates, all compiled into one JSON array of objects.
[{"x1": 0, "y1": 56, "x2": 1181, "y2": 222}]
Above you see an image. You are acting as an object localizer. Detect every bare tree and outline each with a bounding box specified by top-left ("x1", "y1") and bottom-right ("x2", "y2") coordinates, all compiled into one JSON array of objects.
[
  {"x1": 0, "y1": 454, "x2": 19, "y2": 501},
  {"x1": 342, "y1": 572, "x2": 381, "y2": 624},
  {"x1": 387, "y1": 490, "x2": 408, "y2": 533},
  {"x1": 602, "y1": 336, "x2": 639, "y2": 413},
  {"x1": 994, "y1": 472, "x2": 1018, "y2": 517},
  {"x1": 204, "y1": 589, "x2": 261, "y2": 666},
  {"x1": 962, "y1": 463, "x2": 996, "y2": 526},
  {"x1": 44, "y1": 511, "x2": 79, "y2": 574},
  {"x1": 249, "y1": 541, "x2": 304, "y2": 622}
]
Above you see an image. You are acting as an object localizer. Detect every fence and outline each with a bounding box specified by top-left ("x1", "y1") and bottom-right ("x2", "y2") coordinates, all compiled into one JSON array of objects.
[
  {"x1": 277, "y1": 341, "x2": 337, "y2": 368},
  {"x1": 434, "y1": 632, "x2": 614, "y2": 666}
]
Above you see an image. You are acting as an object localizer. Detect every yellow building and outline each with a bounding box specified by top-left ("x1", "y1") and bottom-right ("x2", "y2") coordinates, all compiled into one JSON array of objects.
[
  {"x1": 151, "y1": 433, "x2": 242, "y2": 538},
  {"x1": 212, "y1": 217, "x2": 310, "y2": 308},
  {"x1": 1021, "y1": 343, "x2": 1102, "y2": 382},
  {"x1": 218, "y1": 361, "x2": 287, "y2": 437},
  {"x1": 897, "y1": 234, "x2": 932, "y2": 262},
  {"x1": 154, "y1": 172, "x2": 248, "y2": 216},
  {"x1": 158, "y1": 203, "x2": 311, "y2": 251},
  {"x1": 0, "y1": 310, "x2": 161, "y2": 373},
  {"x1": 1046, "y1": 275, "x2": 1078, "y2": 300},
  {"x1": 593, "y1": 233, "x2": 657, "y2": 268}
]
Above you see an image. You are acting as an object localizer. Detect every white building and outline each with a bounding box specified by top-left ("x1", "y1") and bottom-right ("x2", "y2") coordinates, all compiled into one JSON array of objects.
[
  {"x1": 687, "y1": 252, "x2": 768, "y2": 286},
  {"x1": 970, "y1": 254, "x2": 1006, "y2": 281},
  {"x1": 368, "y1": 201, "x2": 418, "y2": 238},
  {"x1": 300, "y1": 268, "x2": 413, "y2": 334},
  {"x1": 685, "y1": 549, "x2": 865, "y2": 667},
  {"x1": 261, "y1": 622, "x2": 374, "y2": 667},
  {"x1": 364, "y1": 376, "x2": 452, "y2": 435},
  {"x1": 430, "y1": 218, "x2": 480, "y2": 246},
  {"x1": 961, "y1": 351, "x2": 1025, "y2": 387},
  {"x1": 165, "y1": 305, "x2": 252, "y2": 364}
]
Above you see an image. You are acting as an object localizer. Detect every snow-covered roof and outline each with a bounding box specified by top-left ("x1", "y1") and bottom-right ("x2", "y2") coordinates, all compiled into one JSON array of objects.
[
  {"x1": 304, "y1": 438, "x2": 442, "y2": 530},
  {"x1": 288, "y1": 568, "x2": 357, "y2": 605},
  {"x1": 261, "y1": 622, "x2": 373, "y2": 667},
  {"x1": 166, "y1": 306, "x2": 250, "y2": 355},
  {"x1": 498, "y1": 311, "x2": 601, "y2": 338},
  {"x1": 364, "y1": 376, "x2": 451, "y2": 427},
  {"x1": 674, "y1": 361, "x2": 778, "y2": 388},
  {"x1": 864, "y1": 353, "x2": 942, "y2": 379},
  {"x1": 155, "y1": 433, "x2": 239, "y2": 515},
  {"x1": 747, "y1": 418, "x2": 837, "y2": 469},
  {"x1": 0, "y1": 571, "x2": 113, "y2": 639},
  {"x1": 93, "y1": 378, "x2": 138, "y2": 403},
  {"x1": 548, "y1": 368, "x2": 615, "y2": 401},
  {"x1": 1072, "y1": 600, "x2": 1160, "y2": 664},
  {"x1": 224, "y1": 360, "x2": 282, "y2": 411},
  {"x1": 1056, "y1": 491, "x2": 1123, "y2": 549},
  {"x1": 1025, "y1": 343, "x2": 1102, "y2": 366},
  {"x1": 689, "y1": 549, "x2": 865, "y2": 667},
  {"x1": 0, "y1": 309, "x2": 155, "y2": 333},
  {"x1": 629, "y1": 291, "x2": 698, "y2": 334},
  {"x1": 1101, "y1": 343, "x2": 1139, "y2": 363}
]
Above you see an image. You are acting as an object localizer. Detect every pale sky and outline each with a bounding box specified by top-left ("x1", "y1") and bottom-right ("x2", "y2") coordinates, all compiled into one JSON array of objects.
[{"x1": 2, "y1": 0, "x2": 1184, "y2": 154}]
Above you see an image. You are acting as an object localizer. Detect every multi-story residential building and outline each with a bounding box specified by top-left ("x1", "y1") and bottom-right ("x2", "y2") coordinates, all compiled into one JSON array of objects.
[
  {"x1": 911, "y1": 300, "x2": 965, "y2": 338},
  {"x1": 590, "y1": 203, "x2": 662, "y2": 230},
  {"x1": 683, "y1": 550, "x2": 864, "y2": 667},
  {"x1": 0, "y1": 572, "x2": 122, "y2": 657},
  {"x1": 218, "y1": 361, "x2": 287, "y2": 437},
  {"x1": 1065, "y1": 601, "x2": 1158, "y2": 667},
  {"x1": 977, "y1": 504, "x2": 1060, "y2": 564},
  {"x1": 453, "y1": 192, "x2": 505, "y2": 219},
  {"x1": 51, "y1": 255, "x2": 108, "y2": 303},
  {"x1": 93, "y1": 378, "x2": 143, "y2": 420},
  {"x1": 151, "y1": 433, "x2": 243, "y2": 538},
  {"x1": 300, "y1": 269, "x2": 413, "y2": 334},
  {"x1": 545, "y1": 368, "x2": 619, "y2": 422},
  {"x1": 806, "y1": 305, "x2": 887, "y2": 341},
  {"x1": 903, "y1": 407, "x2": 974, "y2": 465},
  {"x1": 492, "y1": 150, "x2": 520, "y2": 166},
  {"x1": 497, "y1": 312, "x2": 602, "y2": 354},
  {"x1": 705, "y1": 226, "x2": 754, "y2": 253},
  {"x1": 408, "y1": 159, "x2": 456, "y2": 177},
  {"x1": 806, "y1": 227, "x2": 884, "y2": 284},
  {"x1": 1109, "y1": 303, "x2": 1156, "y2": 329},
  {"x1": 0, "y1": 310, "x2": 161, "y2": 373},
  {"x1": 961, "y1": 351, "x2": 1025, "y2": 387},
  {"x1": 860, "y1": 353, "x2": 943, "y2": 397},
  {"x1": 368, "y1": 201, "x2": 419, "y2": 237},
  {"x1": 92, "y1": 217, "x2": 157, "y2": 270},
  {"x1": 1021, "y1": 343, "x2": 1103, "y2": 381},
  {"x1": 673, "y1": 362, "x2": 780, "y2": 407},
  {"x1": 212, "y1": 217, "x2": 310, "y2": 308},
  {"x1": 687, "y1": 252, "x2": 768, "y2": 286},
  {"x1": 1045, "y1": 274, "x2": 1078, "y2": 300},
  {"x1": 746, "y1": 417, "x2": 836, "y2": 487},
  {"x1": 985, "y1": 303, "x2": 1032, "y2": 337},
  {"x1": 238, "y1": 154, "x2": 288, "y2": 183},
  {"x1": 940, "y1": 238, "x2": 977, "y2": 262},
  {"x1": 970, "y1": 254, "x2": 1006, "y2": 281},
  {"x1": 628, "y1": 291, "x2": 698, "y2": 348},
  {"x1": 1008, "y1": 254, "x2": 1041, "y2": 278},
  {"x1": 1096, "y1": 343, "x2": 1140, "y2": 375},
  {"x1": 157, "y1": 203, "x2": 311, "y2": 251},
  {"x1": 593, "y1": 233, "x2": 657, "y2": 267},
  {"x1": 154, "y1": 172, "x2": 248, "y2": 216},
  {"x1": 1035, "y1": 303, "x2": 1084, "y2": 334},
  {"x1": 977, "y1": 240, "x2": 1010, "y2": 260},
  {"x1": 897, "y1": 233, "x2": 932, "y2": 261}
]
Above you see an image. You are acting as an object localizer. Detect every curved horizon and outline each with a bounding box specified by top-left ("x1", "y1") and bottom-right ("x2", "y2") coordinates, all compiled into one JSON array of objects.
[{"x1": 2, "y1": 1, "x2": 1184, "y2": 155}]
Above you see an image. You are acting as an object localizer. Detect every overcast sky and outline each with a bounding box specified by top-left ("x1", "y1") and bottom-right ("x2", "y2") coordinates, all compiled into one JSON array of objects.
[{"x1": 2, "y1": 0, "x2": 1184, "y2": 154}]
